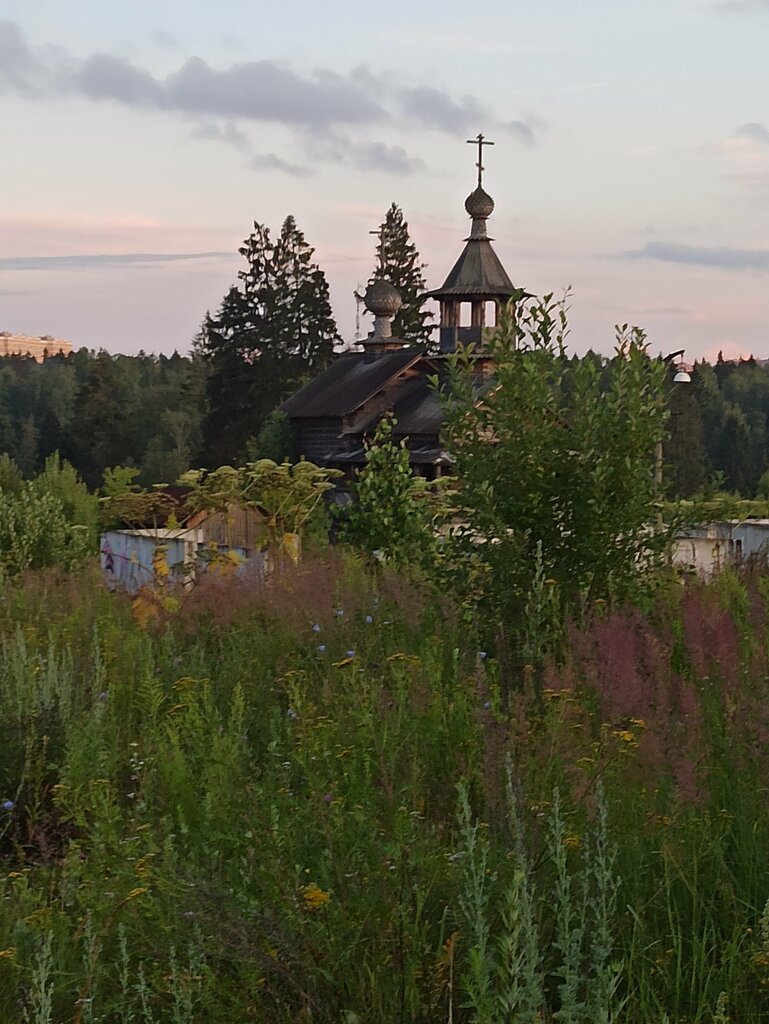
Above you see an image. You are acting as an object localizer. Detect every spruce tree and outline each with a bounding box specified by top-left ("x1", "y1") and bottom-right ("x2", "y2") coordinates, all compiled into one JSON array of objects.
[
  {"x1": 369, "y1": 203, "x2": 434, "y2": 347},
  {"x1": 198, "y1": 216, "x2": 340, "y2": 467}
]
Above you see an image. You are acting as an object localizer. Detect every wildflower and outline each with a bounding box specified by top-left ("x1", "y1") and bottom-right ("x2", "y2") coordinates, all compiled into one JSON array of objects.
[
  {"x1": 98, "y1": 692, "x2": 108, "y2": 700},
  {"x1": 335, "y1": 609, "x2": 344, "y2": 617},
  {"x1": 287, "y1": 708, "x2": 298, "y2": 721},
  {"x1": 544, "y1": 578, "x2": 557, "y2": 586},
  {"x1": 323, "y1": 793, "x2": 333, "y2": 803},
  {"x1": 312, "y1": 623, "x2": 321, "y2": 633},
  {"x1": 478, "y1": 651, "x2": 487, "y2": 660},
  {"x1": 563, "y1": 835, "x2": 580, "y2": 850},
  {"x1": 2, "y1": 800, "x2": 13, "y2": 812},
  {"x1": 124, "y1": 887, "x2": 148, "y2": 902},
  {"x1": 365, "y1": 615, "x2": 373, "y2": 624},
  {"x1": 301, "y1": 883, "x2": 331, "y2": 910},
  {"x1": 629, "y1": 717, "x2": 646, "y2": 730},
  {"x1": 0, "y1": 948, "x2": 16, "y2": 960},
  {"x1": 612, "y1": 729, "x2": 638, "y2": 749},
  {"x1": 483, "y1": 700, "x2": 491, "y2": 710},
  {"x1": 318, "y1": 644, "x2": 326, "y2": 653},
  {"x1": 346, "y1": 650, "x2": 355, "y2": 658}
]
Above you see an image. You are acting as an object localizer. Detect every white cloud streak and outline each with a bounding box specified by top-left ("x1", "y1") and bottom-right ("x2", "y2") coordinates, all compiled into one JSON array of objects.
[
  {"x1": 615, "y1": 241, "x2": 769, "y2": 271},
  {"x1": 0, "y1": 253, "x2": 234, "y2": 271}
]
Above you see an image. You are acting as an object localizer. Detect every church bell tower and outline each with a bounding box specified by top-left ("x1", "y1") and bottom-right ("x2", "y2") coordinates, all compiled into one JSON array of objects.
[{"x1": 428, "y1": 134, "x2": 520, "y2": 352}]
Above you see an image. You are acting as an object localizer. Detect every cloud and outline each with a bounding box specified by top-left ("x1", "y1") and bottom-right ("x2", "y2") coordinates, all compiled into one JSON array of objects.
[
  {"x1": 0, "y1": 252, "x2": 233, "y2": 271},
  {"x1": 398, "y1": 86, "x2": 484, "y2": 133},
  {"x1": 250, "y1": 153, "x2": 312, "y2": 177},
  {"x1": 398, "y1": 86, "x2": 538, "y2": 144},
  {"x1": 152, "y1": 30, "x2": 178, "y2": 49},
  {"x1": 75, "y1": 53, "x2": 165, "y2": 106},
  {"x1": 349, "y1": 142, "x2": 424, "y2": 175},
  {"x1": 191, "y1": 121, "x2": 251, "y2": 153},
  {"x1": 508, "y1": 120, "x2": 535, "y2": 145},
  {"x1": 299, "y1": 130, "x2": 424, "y2": 176},
  {"x1": 0, "y1": 20, "x2": 533, "y2": 171},
  {"x1": 163, "y1": 57, "x2": 383, "y2": 127},
  {"x1": 0, "y1": 20, "x2": 44, "y2": 95},
  {"x1": 735, "y1": 122, "x2": 769, "y2": 143},
  {"x1": 614, "y1": 241, "x2": 769, "y2": 271},
  {"x1": 0, "y1": 20, "x2": 386, "y2": 129}
]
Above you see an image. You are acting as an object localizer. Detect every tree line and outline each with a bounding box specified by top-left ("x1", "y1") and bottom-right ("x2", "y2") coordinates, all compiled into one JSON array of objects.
[{"x1": 1, "y1": 203, "x2": 768, "y2": 498}]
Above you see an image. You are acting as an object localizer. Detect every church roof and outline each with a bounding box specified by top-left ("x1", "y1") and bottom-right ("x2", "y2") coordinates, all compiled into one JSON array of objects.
[
  {"x1": 427, "y1": 237, "x2": 517, "y2": 300},
  {"x1": 427, "y1": 144, "x2": 518, "y2": 301},
  {"x1": 343, "y1": 374, "x2": 443, "y2": 438},
  {"x1": 280, "y1": 347, "x2": 423, "y2": 419}
]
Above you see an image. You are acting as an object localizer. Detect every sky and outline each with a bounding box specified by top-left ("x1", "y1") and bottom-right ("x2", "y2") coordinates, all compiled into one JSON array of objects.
[{"x1": 2, "y1": 0, "x2": 769, "y2": 361}]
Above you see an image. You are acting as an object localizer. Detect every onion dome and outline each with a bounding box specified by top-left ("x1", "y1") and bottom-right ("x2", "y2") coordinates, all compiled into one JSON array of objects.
[
  {"x1": 364, "y1": 278, "x2": 402, "y2": 318},
  {"x1": 465, "y1": 186, "x2": 495, "y2": 220}
]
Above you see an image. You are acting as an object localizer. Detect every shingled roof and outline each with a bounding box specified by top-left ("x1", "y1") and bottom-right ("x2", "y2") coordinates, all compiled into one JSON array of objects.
[
  {"x1": 427, "y1": 237, "x2": 516, "y2": 300},
  {"x1": 280, "y1": 347, "x2": 423, "y2": 419}
]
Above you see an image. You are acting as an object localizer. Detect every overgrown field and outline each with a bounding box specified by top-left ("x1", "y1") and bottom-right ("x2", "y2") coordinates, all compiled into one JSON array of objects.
[{"x1": 2, "y1": 555, "x2": 769, "y2": 1022}]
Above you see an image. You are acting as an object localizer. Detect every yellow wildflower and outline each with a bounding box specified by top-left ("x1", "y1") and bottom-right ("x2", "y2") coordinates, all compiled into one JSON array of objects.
[
  {"x1": 754, "y1": 952, "x2": 769, "y2": 968},
  {"x1": 563, "y1": 835, "x2": 580, "y2": 850},
  {"x1": 612, "y1": 729, "x2": 638, "y2": 748},
  {"x1": 0, "y1": 948, "x2": 16, "y2": 960},
  {"x1": 301, "y1": 883, "x2": 331, "y2": 910},
  {"x1": 124, "y1": 887, "x2": 148, "y2": 902}
]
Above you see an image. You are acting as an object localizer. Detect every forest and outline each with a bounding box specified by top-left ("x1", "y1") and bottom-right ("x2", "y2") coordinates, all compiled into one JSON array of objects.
[{"x1": 0, "y1": 344, "x2": 768, "y2": 499}]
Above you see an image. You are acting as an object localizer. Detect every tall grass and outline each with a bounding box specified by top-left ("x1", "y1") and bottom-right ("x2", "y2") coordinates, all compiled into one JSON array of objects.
[{"x1": 0, "y1": 557, "x2": 769, "y2": 1020}]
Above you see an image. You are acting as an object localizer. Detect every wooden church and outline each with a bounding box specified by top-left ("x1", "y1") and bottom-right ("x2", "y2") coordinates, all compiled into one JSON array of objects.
[{"x1": 280, "y1": 136, "x2": 520, "y2": 479}]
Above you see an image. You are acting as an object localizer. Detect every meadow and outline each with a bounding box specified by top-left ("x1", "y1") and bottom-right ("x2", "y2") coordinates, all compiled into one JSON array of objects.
[{"x1": 1, "y1": 550, "x2": 769, "y2": 1023}]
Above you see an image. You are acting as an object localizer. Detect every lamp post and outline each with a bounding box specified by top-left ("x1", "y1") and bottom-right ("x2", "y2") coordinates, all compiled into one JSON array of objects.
[{"x1": 655, "y1": 349, "x2": 691, "y2": 533}]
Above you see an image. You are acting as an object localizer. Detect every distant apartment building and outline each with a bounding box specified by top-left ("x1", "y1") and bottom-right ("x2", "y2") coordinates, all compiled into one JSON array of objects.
[{"x1": 0, "y1": 332, "x2": 73, "y2": 361}]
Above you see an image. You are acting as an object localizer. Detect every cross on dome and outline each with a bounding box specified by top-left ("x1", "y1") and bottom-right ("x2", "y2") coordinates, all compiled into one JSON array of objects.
[{"x1": 467, "y1": 133, "x2": 495, "y2": 188}]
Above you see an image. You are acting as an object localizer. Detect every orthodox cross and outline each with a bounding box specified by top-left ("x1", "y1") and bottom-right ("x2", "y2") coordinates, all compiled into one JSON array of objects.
[
  {"x1": 467, "y1": 132, "x2": 494, "y2": 188},
  {"x1": 369, "y1": 224, "x2": 388, "y2": 272}
]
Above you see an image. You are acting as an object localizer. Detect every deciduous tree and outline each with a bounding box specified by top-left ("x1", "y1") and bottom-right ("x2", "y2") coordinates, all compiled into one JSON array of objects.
[{"x1": 439, "y1": 297, "x2": 674, "y2": 663}]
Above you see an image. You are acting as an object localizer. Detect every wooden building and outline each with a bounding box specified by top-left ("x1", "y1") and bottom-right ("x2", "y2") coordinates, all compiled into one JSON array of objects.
[{"x1": 281, "y1": 136, "x2": 520, "y2": 479}]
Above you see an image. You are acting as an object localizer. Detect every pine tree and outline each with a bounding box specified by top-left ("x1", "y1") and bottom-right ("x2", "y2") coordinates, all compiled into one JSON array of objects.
[
  {"x1": 198, "y1": 216, "x2": 339, "y2": 467},
  {"x1": 369, "y1": 203, "x2": 434, "y2": 347},
  {"x1": 67, "y1": 353, "x2": 130, "y2": 488}
]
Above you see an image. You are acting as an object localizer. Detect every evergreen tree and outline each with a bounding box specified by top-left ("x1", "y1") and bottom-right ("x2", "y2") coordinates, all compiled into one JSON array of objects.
[
  {"x1": 369, "y1": 203, "x2": 434, "y2": 347},
  {"x1": 198, "y1": 216, "x2": 339, "y2": 467},
  {"x1": 67, "y1": 353, "x2": 130, "y2": 489}
]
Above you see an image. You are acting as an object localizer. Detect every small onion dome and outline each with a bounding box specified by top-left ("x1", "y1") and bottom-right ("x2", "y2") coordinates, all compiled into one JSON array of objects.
[
  {"x1": 465, "y1": 186, "x2": 495, "y2": 220},
  {"x1": 364, "y1": 278, "x2": 402, "y2": 317}
]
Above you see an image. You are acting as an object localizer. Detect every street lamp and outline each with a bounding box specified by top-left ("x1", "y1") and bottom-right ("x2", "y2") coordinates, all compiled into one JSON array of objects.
[{"x1": 656, "y1": 349, "x2": 690, "y2": 531}]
